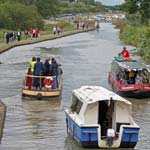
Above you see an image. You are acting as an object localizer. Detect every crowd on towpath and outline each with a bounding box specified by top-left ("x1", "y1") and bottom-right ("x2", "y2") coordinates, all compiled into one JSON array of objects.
[
  {"x1": 4, "y1": 28, "x2": 40, "y2": 44},
  {"x1": 0, "y1": 21, "x2": 96, "y2": 55}
]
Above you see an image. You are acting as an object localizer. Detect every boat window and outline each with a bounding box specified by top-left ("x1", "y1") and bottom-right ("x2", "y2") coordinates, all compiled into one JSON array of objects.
[
  {"x1": 111, "y1": 62, "x2": 118, "y2": 76},
  {"x1": 76, "y1": 101, "x2": 83, "y2": 114},
  {"x1": 70, "y1": 96, "x2": 83, "y2": 114}
]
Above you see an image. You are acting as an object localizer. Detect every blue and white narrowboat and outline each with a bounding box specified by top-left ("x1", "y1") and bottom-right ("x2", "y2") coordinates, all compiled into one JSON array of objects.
[{"x1": 65, "y1": 86, "x2": 140, "y2": 149}]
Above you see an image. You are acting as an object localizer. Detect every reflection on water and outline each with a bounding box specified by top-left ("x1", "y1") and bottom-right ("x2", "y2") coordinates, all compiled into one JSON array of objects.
[{"x1": 0, "y1": 23, "x2": 150, "y2": 150}]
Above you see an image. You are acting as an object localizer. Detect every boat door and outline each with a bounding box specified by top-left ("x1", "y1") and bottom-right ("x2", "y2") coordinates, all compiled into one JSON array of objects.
[{"x1": 98, "y1": 100, "x2": 114, "y2": 138}]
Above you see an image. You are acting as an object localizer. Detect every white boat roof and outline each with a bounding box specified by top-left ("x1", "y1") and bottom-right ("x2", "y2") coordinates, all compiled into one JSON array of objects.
[{"x1": 73, "y1": 86, "x2": 131, "y2": 105}]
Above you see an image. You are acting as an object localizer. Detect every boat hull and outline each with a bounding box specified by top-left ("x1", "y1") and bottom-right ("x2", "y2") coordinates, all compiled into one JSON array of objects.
[
  {"x1": 22, "y1": 88, "x2": 61, "y2": 100},
  {"x1": 66, "y1": 114, "x2": 140, "y2": 149},
  {"x1": 108, "y1": 74, "x2": 150, "y2": 98}
]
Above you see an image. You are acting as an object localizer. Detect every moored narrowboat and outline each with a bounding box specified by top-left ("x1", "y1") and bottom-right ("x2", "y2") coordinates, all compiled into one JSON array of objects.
[
  {"x1": 108, "y1": 59, "x2": 150, "y2": 97},
  {"x1": 65, "y1": 86, "x2": 140, "y2": 149}
]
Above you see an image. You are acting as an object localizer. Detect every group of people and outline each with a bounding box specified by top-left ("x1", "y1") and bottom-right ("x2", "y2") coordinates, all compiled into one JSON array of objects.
[
  {"x1": 26, "y1": 57, "x2": 62, "y2": 90},
  {"x1": 116, "y1": 68, "x2": 150, "y2": 85},
  {"x1": 5, "y1": 30, "x2": 22, "y2": 44},
  {"x1": 5, "y1": 28, "x2": 40, "y2": 44},
  {"x1": 74, "y1": 21, "x2": 89, "y2": 30},
  {"x1": 53, "y1": 25, "x2": 64, "y2": 35},
  {"x1": 28, "y1": 28, "x2": 40, "y2": 39}
]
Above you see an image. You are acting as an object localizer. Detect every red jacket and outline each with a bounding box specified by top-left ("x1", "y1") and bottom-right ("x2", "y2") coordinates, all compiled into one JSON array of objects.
[{"x1": 121, "y1": 50, "x2": 130, "y2": 57}]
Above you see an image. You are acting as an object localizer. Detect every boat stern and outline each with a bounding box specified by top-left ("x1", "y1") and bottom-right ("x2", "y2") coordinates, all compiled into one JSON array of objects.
[{"x1": 119, "y1": 126, "x2": 140, "y2": 148}]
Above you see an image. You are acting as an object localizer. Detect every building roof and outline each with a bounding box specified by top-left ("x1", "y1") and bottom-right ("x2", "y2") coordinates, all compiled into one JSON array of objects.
[
  {"x1": 116, "y1": 60, "x2": 149, "y2": 71},
  {"x1": 73, "y1": 86, "x2": 131, "y2": 105}
]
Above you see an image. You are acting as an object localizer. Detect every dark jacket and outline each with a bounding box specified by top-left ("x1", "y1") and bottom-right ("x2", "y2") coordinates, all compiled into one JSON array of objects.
[
  {"x1": 34, "y1": 57, "x2": 44, "y2": 75},
  {"x1": 44, "y1": 60, "x2": 50, "y2": 76},
  {"x1": 50, "y1": 59, "x2": 58, "y2": 76}
]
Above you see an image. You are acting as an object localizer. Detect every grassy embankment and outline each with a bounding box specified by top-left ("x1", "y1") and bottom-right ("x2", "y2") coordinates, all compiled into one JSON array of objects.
[{"x1": 115, "y1": 21, "x2": 150, "y2": 63}]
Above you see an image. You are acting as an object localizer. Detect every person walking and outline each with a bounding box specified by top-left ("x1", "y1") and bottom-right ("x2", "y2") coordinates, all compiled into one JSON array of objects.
[
  {"x1": 53, "y1": 26, "x2": 56, "y2": 35},
  {"x1": 17, "y1": 30, "x2": 21, "y2": 41},
  {"x1": 24, "y1": 30, "x2": 28, "y2": 40},
  {"x1": 5, "y1": 32, "x2": 10, "y2": 44}
]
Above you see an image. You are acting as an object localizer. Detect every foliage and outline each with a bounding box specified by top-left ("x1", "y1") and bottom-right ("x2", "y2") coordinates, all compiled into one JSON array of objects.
[
  {"x1": 0, "y1": 2, "x2": 44, "y2": 30},
  {"x1": 59, "y1": 1, "x2": 105, "y2": 14},
  {"x1": 35, "y1": 0, "x2": 60, "y2": 18},
  {"x1": 137, "y1": 28, "x2": 150, "y2": 62},
  {"x1": 121, "y1": 0, "x2": 150, "y2": 25},
  {"x1": 119, "y1": 24, "x2": 150, "y2": 62}
]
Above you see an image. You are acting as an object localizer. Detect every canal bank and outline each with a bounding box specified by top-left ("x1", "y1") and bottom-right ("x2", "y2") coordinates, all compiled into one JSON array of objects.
[
  {"x1": 0, "y1": 100, "x2": 6, "y2": 144},
  {"x1": 0, "y1": 27, "x2": 95, "y2": 54}
]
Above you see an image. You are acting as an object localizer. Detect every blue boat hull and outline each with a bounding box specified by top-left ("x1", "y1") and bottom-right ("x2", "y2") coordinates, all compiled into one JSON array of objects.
[{"x1": 66, "y1": 114, "x2": 140, "y2": 148}]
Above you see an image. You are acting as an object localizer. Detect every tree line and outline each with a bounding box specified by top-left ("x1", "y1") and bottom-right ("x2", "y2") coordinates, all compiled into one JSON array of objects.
[{"x1": 0, "y1": 0, "x2": 106, "y2": 30}]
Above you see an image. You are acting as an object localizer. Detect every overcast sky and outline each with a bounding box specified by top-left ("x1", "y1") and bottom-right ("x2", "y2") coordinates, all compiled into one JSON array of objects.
[{"x1": 96, "y1": 0, "x2": 124, "y2": 6}]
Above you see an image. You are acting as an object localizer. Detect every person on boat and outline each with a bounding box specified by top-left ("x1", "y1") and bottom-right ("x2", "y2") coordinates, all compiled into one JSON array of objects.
[
  {"x1": 128, "y1": 70, "x2": 135, "y2": 84},
  {"x1": 44, "y1": 59, "x2": 50, "y2": 76},
  {"x1": 141, "y1": 69, "x2": 149, "y2": 84},
  {"x1": 34, "y1": 57, "x2": 44, "y2": 89},
  {"x1": 29, "y1": 57, "x2": 36, "y2": 74},
  {"x1": 135, "y1": 71, "x2": 143, "y2": 84},
  {"x1": 26, "y1": 68, "x2": 32, "y2": 90},
  {"x1": 121, "y1": 47, "x2": 130, "y2": 60},
  {"x1": 115, "y1": 53, "x2": 123, "y2": 61},
  {"x1": 50, "y1": 58, "x2": 59, "y2": 89}
]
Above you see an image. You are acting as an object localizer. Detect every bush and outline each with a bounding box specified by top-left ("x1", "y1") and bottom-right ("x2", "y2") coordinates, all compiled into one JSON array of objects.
[{"x1": 120, "y1": 24, "x2": 150, "y2": 62}]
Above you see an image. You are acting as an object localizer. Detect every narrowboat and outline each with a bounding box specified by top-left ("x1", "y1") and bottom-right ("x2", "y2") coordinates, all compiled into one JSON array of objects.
[
  {"x1": 108, "y1": 59, "x2": 150, "y2": 97},
  {"x1": 65, "y1": 86, "x2": 140, "y2": 149},
  {"x1": 22, "y1": 69, "x2": 62, "y2": 100}
]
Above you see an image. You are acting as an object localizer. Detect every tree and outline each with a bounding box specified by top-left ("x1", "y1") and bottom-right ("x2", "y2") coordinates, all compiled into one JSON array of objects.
[
  {"x1": 139, "y1": 0, "x2": 150, "y2": 25},
  {"x1": 0, "y1": 2, "x2": 44, "y2": 30},
  {"x1": 122, "y1": 0, "x2": 150, "y2": 25},
  {"x1": 35, "y1": 0, "x2": 60, "y2": 18}
]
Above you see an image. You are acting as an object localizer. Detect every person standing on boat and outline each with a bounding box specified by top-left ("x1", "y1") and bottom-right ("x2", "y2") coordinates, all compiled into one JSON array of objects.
[
  {"x1": 30, "y1": 57, "x2": 36, "y2": 74},
  {"x1": 29, "y1": 57, "x2": 36, "y2": 87},
  {"x1": 121, "y1": 47, "x2": 130, "y2": 59},
  {"x1": 44, "y1": 59, "x2": 50, "y2": 76},
  {"x1": 50, "y1": 58, "x2": 59, "y2": 89},
  {"x1": 34, "y1": 57, "x2": 44, "y2": 89}
]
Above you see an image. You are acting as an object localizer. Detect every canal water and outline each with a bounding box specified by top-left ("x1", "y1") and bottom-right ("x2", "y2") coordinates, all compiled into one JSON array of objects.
[{"x1": 0, "y1": 23, "x2": 150, "y2": 150}]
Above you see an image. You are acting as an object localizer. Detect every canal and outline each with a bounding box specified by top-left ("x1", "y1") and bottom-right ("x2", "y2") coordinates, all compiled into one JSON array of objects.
[{"x1": 0, "y1": 23, "x2": 150, "y2": 150}]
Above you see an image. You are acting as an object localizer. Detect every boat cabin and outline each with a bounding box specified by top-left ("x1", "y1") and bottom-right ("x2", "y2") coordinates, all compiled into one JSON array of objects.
[
  {"x1": 65, "y1": 86, "x2": 140, "y2": 148},
  {"x1": 108, "y1": 59, "x2": 150, "y2": 96}
]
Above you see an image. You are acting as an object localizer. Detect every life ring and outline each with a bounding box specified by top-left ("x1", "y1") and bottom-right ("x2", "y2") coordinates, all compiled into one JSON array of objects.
[{"x1": 44, "y1": 77, "x2": 53, "y2": 88}]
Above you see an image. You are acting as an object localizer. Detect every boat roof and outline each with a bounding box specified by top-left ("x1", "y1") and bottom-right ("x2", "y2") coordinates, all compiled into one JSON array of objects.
[
  {"x1": 114, "y1": 60, "x2": 149, "y2": 71},
  {"x1": 73, "y1": 86, "x2": 131, "y2": 105}
]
